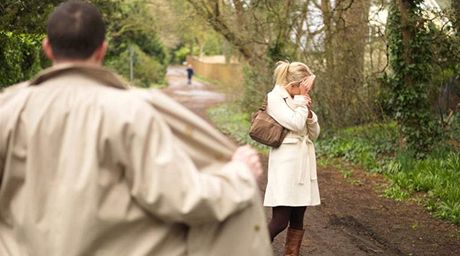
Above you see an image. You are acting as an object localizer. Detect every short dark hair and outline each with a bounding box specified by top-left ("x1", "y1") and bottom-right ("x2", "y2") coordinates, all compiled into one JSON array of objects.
[{"x1": 47, "y1": 0, "x2": 106, "y2": 60}]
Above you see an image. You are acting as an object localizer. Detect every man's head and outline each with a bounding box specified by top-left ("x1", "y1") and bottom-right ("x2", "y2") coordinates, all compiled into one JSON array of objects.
[{"x1": 43, "y1": 0, "x2": 107, "y2": 64}]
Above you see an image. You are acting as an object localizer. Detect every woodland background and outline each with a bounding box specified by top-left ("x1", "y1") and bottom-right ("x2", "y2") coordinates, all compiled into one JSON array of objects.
[{"x1": 1, "y1": 0, "x2": 459, "y2": 224}]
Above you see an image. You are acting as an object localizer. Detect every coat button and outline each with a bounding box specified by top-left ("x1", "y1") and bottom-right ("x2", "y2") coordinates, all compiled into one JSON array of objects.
[{"x1": 254, "y1": 225, "x2": 260, "y2": 231}]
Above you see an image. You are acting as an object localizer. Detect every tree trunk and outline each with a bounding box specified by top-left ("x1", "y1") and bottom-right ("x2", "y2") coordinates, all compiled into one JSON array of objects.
[
  {"x1": 321, "y1": 0, "x2": 371, "y2": 127},
  {"x1": 321, "y1": 0, "x2": 334, "y2": 74},
  {"x1": 396, "y1": 0, "x2": 413, "y2": 86},
  {"x1": 186, "y1": 0, "x2": 257, "y2": 64},
  {"x1": 452, "y1": 0, "x2": 460, "y2": 36}
]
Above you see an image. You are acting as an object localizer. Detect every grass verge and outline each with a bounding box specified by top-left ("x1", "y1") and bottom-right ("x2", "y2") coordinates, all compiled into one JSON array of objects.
[{"x1": 317, "y1": 123, "x2": 460, "y2": 225}]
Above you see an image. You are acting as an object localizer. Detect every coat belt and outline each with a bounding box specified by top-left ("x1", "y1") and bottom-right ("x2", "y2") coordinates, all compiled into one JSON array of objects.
[{"x1": 297, "y1": 136, "x2": 317, "y2": 185}]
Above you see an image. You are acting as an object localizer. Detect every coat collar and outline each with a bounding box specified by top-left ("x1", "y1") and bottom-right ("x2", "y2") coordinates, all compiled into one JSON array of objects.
[
  {"x1": 272, "y1": 84, "x2": 291, "y2": 99},
  {"x1": 272, "y1": 85, "x2": 297, "y2": 110},
  {"x1": 29, "y1": 63, "x2": 129, "y2": 90}
]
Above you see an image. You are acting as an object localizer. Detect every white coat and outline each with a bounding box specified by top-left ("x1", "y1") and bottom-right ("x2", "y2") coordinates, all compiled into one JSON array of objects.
[{"x1": 263, "y1": 85, "x2": 321, "y2": 207}]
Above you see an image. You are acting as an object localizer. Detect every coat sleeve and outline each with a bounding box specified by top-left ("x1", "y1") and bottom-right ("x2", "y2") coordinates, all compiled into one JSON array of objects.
[
  {"x1": 266, "y1": 93, "x2": 308, "y2": 132},
  {"x1": 0, "y1": 108, "x2": 4, "y2": 179},
  {"x1": 0, "y1": 85, "x2": 30, "y2": 186},
  {"x1": 0, "y1": 150, "x2": 3, "y2": 184},
  {"x1": 306, "y1": 111, "x2": 320, "y2": 141},
  {"x1": 0, "y1": 92, "x2": 13, "y2": 186},
  {"x1": 122, "y1": 104, "x2": 257, "y2": 226},
  {"x1": 0, "y1": 119, "x2": 3, "y2": 177}
]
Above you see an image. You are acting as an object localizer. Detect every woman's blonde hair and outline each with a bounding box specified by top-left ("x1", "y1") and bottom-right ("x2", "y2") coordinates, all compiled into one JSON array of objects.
[{"x1": 273, "y1": 61, "x2": 312, "y2": 86}]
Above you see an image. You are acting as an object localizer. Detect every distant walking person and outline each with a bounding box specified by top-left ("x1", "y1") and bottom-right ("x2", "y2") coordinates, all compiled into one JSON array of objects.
[
  {"x1": 186, "y1": 64, "x2": 194, "y2": 85},
  {"x1": 264, "y1": 61, "x2": 320, "y2": 256}
]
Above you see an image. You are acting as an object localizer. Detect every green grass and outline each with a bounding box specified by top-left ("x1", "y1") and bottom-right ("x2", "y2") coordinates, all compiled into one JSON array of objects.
[
  {"x1": 384, "y1": 152, "x2": 460, "y2": 222},
  {"x1": 207, "y1": 103, "x2": 269, "y2": 153},
  {"x1": 208, "y1": 102, "x2": 460, "y2": 225},
  {"x1": 316, "y1": 123, "x2": 398, "y2": 172},
  {"x1": 317, "y1": 123, "x2": 460, "y2": 225},
  {"x1": 194, "y1": 74, "x2": 221, "y2": 87}
]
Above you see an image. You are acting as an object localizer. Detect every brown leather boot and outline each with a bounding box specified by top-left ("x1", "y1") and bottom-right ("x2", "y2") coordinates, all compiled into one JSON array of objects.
[{"x1": 284, "y1": 227, "x2": 305, "y2": 256}]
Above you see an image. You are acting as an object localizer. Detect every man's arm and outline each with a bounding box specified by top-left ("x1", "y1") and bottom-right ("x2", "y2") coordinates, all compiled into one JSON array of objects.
[
  {"x1": 0, "y1": 84, "x2": 28, "y2": 183},
  {"x1": 0, "y1": 156, "x2": 3, "y2": 185},
  {"x1": 122, "y1": 104, "x2": 258, "y2": 226},
  {"x1": 0, "y1": 93, "x2": 9, "y2": 184}
]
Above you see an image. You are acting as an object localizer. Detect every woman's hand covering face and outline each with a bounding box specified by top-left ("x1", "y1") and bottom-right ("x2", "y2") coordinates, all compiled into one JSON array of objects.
[{"x1": 300, "y1": 75, "x2": 316, "y2": 95}]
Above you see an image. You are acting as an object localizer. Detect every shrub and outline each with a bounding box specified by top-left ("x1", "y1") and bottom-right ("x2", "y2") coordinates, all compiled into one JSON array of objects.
[
  {"x1": 0, "y1": 32, "x2": 46, "y2": 88},
  {"x1": 106, "y1": 45, "x2": 166, "y2": 88}
]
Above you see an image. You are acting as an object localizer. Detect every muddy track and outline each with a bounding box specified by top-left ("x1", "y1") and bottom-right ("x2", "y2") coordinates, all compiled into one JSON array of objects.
[
  {"x1": 163, "y1": 66, "x2": 460, "y2": 256},
  {"x1": 328, "y1": 214, "x2": 405, "y2": 255}
]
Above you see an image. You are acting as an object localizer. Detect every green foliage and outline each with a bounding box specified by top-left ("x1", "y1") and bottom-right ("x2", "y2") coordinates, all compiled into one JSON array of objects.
[
  {"x1": 128, "y1": 33, "x2": 168, "y2": 65},
  {"x1": 0, "y1": 32, "x2": 47, "y2": 88},
  {"x1": 318, "y1": 123, "x2": 460, "y2": 224},
  {"x1": 170, "y1": 35, "x2": 224, "y2": 65},
  {"x1": 385, "y1": 1, "x2": 440, "y2": 157},
  {"x1": 383, "y1": 184, "x2": 410, "y2": 201},
  {"x1": 171, "y1": 45, "x2": 200, "y2": 64},
  {"x1": 240, "y1": 65, "x2": 272, "y2": 114},
  {"x1": 0, "y1": 1, "x2": 123, "y2": 34},
  {"x1": 448, "y1": 112, "x2": 460, "y2": 145},
  {"x1": 105, "y1": 21, "x2": 168, "y2": 88},
  {"x1": 0, "y1": 0, "x2": 169, "y2": 89},
  {"x1": 162, "y1": 0, "x2": 227, "y2": 64},
  {"x1": 173, "y1": 46, "x2": 191, "y2": 64},
  {"x1": 384, "y1": 152, "x2": 460, "y2": 224},
  {"x1": 317, "y1": 123, "x2": 398, "y2": 172},
  {"x1": 106, "y1": 45, "x2": 166, "y2": 88},
  {"x1": 385, "y1": 1, "x2": 460, "y2": 157},
  {"x1": 207, "y1": 103, "x2": 269, "y2": 153},
  {"x1": 453, "y1": 0, "x2": 460, "y2": 36},
  {"x1": 104, "y1": 0, "x2": 169, "y2": 87},
  {"x1": 0, "y1": 1, "x2": 60, "y2": 34},
  {"x1": 240, "y1": 41, "x2": 294, "y2": 114},
  {"x1": 201, "y1": 35, "x2": 225, "y2": 56}
]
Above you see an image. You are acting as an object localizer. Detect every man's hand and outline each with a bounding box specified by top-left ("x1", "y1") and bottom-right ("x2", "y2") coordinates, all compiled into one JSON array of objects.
[{"x1": 232, "y1": 145, "x2": 262, "y2": 182}]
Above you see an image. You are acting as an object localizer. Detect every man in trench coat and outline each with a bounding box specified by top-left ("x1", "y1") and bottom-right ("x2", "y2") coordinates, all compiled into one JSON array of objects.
[{"x1": 0, "y1": 1, "x2": 272, "y2": 255}]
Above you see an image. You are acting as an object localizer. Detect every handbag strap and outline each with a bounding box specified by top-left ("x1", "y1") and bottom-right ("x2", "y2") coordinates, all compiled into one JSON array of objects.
[
  {"x1": 260, "y1": 96, "x2": 287, "y2": 111},
  {"x1": 259, "y1": 97, "x2": 268, "y2": 111}
]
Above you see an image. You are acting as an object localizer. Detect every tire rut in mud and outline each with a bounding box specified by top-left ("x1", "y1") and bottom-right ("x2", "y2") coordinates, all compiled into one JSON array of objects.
[{"x1": 328, "y1": 214, "x2": 405, "y2": 255}]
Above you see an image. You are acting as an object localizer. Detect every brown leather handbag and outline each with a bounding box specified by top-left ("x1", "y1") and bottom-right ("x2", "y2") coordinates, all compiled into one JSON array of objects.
[{"x1": 249, "y1": 97, "x2": 288, "y2": 148}]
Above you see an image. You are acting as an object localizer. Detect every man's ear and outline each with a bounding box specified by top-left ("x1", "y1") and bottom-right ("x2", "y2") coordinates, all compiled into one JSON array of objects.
[
  {"x1": 42, "y1": 38, "x2": 55, "y2": 61},
  {"x1": 93, "y1": 41, "x2": 108, "y2": 64}
]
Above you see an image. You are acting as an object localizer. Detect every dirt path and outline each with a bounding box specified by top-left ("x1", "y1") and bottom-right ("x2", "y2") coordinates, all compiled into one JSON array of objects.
[
  {"x1": 163, "y1": 66, "x2": 460, "y2": 256},
  {"x1": 162, "y1": 66, "x2": 225, "y2": 120}
]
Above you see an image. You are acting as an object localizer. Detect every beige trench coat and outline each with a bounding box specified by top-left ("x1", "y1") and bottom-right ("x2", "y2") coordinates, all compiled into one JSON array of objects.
[
  {"x1": 0, "y1": 64, "x2": 272, "y2": 256},
  {"x1": 263, "y1": 85, "x2": 321, "y2": 207}
]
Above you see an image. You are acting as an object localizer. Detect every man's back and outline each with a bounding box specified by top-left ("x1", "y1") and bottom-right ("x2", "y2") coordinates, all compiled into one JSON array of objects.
[
  {"x1": 0, "y1": 65, "x2": 273, "y2": 256},
  {"x1": 0, "y1": 69, "x2": 191, "y2": 255}
]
